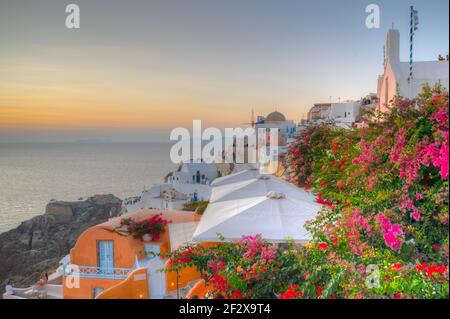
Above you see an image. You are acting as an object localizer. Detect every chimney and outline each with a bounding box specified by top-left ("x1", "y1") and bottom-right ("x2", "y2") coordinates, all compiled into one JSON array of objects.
[{"x1": 386, "y1": 28, "x2": 400, "y2": 64}]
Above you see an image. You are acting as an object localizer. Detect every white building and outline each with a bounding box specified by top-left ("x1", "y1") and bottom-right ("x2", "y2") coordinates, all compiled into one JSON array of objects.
[
  {"x1": 306, "y1": 94, "x2": 378, "y2": 128},
  {"x1": 255, "y1": 111, "x2": 297, "y2": 144},
  {"x1": 307, "y1": 103, "x2": 331, "y2": 124},
  {"x1": 167, "y1": 162, "x2": 220, "y2": 185},
  {"x1": 122, "y1": 162, "x2": 221, "y2": 213},
  {"x1": 328, "y1": 101, "x2": 361, "y2": 128},
  {"x1": 377, "y1": 28, "x2": 449, "y2": 112}
]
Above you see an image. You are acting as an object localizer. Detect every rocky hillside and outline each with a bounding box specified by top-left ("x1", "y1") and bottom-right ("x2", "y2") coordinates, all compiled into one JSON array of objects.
[{"x1": 0, "y1": 194, "x2": 122, "y2": 294}]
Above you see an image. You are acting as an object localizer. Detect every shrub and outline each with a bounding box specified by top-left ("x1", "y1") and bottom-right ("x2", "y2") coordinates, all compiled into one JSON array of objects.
[{"x1": 168, "y1": 84, "x2": 449, "y2": 299}]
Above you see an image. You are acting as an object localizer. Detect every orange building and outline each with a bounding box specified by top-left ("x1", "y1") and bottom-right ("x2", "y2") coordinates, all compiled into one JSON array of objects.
[{"x1": 63, "y1": 210, "x2": 202, "y2": 299}]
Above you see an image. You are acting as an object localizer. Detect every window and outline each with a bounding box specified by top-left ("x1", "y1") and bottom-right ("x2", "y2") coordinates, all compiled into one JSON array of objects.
[
  {"x1": 97, "y1": 240, "x2": 114, "y2": 273},
  {"x1": 195, "y1": 171, "x2": 201, "y2": 183}
]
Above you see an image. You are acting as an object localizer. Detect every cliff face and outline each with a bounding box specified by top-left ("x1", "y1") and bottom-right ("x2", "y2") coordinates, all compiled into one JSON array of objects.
[{"x1": 0, "y1": 194, "x2": 122, "y2": 292}]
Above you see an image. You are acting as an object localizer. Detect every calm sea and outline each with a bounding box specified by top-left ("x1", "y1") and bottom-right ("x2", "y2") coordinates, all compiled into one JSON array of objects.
[{"x1": 0, "y1": 142, "x2": 176, "y2": 233}]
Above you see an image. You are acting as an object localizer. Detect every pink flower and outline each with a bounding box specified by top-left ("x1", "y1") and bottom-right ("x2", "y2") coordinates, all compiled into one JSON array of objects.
[
  {"x1": 438, "y1": 142, "x2": 449, "y2": 179},
  {"x1": 383, "y1": 225, "x2": 404, "y2": 250},
  {"x1": 390, "y1": 224, "x2": 401, "y2": 233},
  {"x1": 377, "y1": 214, "x2": 391, "y2": 232},
  {"x1": 389, "y1": 128, "x2": 406, "y2": 164},
  {"x1": 348, "y1": 230, "x2": 365, "y2": 255},
  {"x1": 353, "y1": 140, "x2": 381, "y2": 166},
  {"x1": 400, "y1": 194, "x2": 416, "y2": 212},
  {"x1": 411, "y1": 210, "x2": 420, "y2": 222},
  {"x1": 392, "y1": 262, "x2": 403, "y2": 271},
  {"x1": 393, "y1": 293, "x2": 404, "y2": 299},
  {"x1": 418, "y1": 140, "x2": 449, "y2": 180},
  {"x1": 379, "y1": 219, "x2": 404, "y2": 251},
  {"x1": 366, "y1": 174, "x2": 377, "y2": 190},
  {"x1": 430, "y1": 104, "x2": 448, "y2": 127},
  {"x1": 398, "y1": 157, "x2": 421, "y2": 184},
  {"x1": 260, "y1": 246, "x2": 276, "y2": 262},
  {"x1": 347, "y1": 210, "x2": 371, "y2": 232}
]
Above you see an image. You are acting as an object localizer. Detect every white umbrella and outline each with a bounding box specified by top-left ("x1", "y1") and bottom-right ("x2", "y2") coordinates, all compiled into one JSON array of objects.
[
  {"x1": 192, "y1": 191, "x2": 321, "y2": 243},
  {"x1": 232, "y1": 163, "x2": 259, "y2": 173},
  {"x1": 210, "y1": 173, "x2": 316, "y2": 204},
  {"x1": 211, "y1": 168, "x2": 260, "y2": 187}
]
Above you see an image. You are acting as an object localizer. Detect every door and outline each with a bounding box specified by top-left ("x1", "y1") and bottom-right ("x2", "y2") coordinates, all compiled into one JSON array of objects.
[
  {"x1": 97, "y1": 241, "x2": 114, "y2": 276},
  {"x1": 144, "y1": 244, "x2": 166, "y2": 298}
]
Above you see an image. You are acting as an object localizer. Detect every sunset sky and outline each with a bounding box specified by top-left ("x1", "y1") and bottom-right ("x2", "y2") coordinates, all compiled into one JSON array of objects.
[{"x1": 0, "y1": 0, "x2": 448, "y2": 142}]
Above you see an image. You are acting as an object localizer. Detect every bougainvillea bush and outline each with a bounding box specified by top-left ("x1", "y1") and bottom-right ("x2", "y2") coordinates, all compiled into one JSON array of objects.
[
  {"x1": 119, "y1": 214, "x2": 170, "y2": 241},
  {"x1": 168, "y1": 84, "x2": 449, "y2": 299}
]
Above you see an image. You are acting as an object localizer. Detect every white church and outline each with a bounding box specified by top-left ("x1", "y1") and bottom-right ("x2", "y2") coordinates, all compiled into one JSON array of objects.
[{"x1": 377, "y1": 28, "x2": 449, "y2": 112}]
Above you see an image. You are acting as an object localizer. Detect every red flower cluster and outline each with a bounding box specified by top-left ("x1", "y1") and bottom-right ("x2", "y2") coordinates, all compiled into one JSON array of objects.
[
  {"x1": 230, "y1": 290, "x2": 243, "y2": 299},
  {"x1": 317, "y1": 192, "x2": 333, "y2": 206},
  {"x1": 316, "y1": 285, "x2": 323, "y2": 298},
  {"x1": 318, "y1": 242, "x2": 329, "y2": 251},
  {"x1": 120, "y1": 214, "x2": 170, "y2": 241},
  {"x1": 207, "y1": 259, "x2": 225, "y2": 272},
  {"x1": 176, "y1": 247, "x2": 194, "y2": 264},
  {"x1": 432, "y1": 244, "x2": 441, "y2": 251},
  {"x1": 209, "y1": 274, "x2": 229, "y2": 292},
  {"x1": 280, "y1": 284, "x2": 304, "y2": 299},
  {"x1": 333, "y1": 143, "x2": 339, "y2": 154},
  {"x1": 416, "y1": 262, "x2": 448, "y2": 281}
]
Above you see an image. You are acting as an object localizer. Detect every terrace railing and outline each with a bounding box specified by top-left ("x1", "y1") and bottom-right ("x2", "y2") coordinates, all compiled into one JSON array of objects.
[{"x1": 64, "y1": 265, "x2": 133, "y2": 280}]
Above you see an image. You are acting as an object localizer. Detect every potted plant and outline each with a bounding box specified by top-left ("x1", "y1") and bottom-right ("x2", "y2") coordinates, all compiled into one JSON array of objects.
[{"x1": 118, "y1": 213, "x2": 171, "y2": 241}]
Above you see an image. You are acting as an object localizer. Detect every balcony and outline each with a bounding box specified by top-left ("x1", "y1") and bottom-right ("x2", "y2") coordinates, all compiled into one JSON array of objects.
[{"x1": 64, "y1": 265, "x2": 133, "y2": 280}]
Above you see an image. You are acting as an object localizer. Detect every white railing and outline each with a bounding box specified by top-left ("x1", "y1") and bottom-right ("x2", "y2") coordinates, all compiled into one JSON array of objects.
[{"x1": 65, "y1": 265, "x2": 133, "y2": 280}]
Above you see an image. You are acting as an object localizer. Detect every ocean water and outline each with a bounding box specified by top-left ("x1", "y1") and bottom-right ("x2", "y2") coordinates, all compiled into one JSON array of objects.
[{"x1": 0, "y1": 142, "x2": 177, "y2": 233}]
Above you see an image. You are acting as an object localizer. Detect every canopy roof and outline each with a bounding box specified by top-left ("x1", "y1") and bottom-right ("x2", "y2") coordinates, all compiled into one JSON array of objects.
[
  {"x1": 193, "y1": 193, "x2": 320, "y2": 243},
  {"x1": 211, "y1": 168, "x2": 260, "y2": 187},
  {"x1": 194, "y1": 172, "x2": 320, "y2": 243},
  {"x1": 210, "y1": 173, "x2": 316, "y2": 204},
  {"x1": 232, "y1": 163, "x2": 260, "y2": 173}
]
